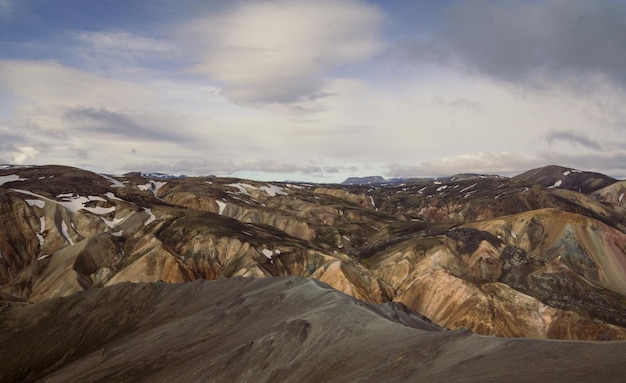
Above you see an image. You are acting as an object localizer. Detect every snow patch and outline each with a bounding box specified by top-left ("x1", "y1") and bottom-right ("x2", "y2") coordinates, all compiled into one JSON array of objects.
[
  {"x1": 57, "y1": 194, "x2": 115, "y2": 214},
  {"x1": 563, "y1": 171, "x2": 571, "y2": 176},
  {"x1": 138, "y1": 181, "x2": 167, "y2": 196},
  {"x1": 261, "y1": 249, "x2": 273, "y2": 259},
  {"x1": 368, "y1": 196, "x2": 376, "y2": 208},
  {"x1": 101, "y1": 216, "x2": 124, "y2": 229},
  {"x1": 39, "y1": 217, "x2": 45, "y2": 233},
  {"x1": 0, "y1": 174, "x2": 27, "y2": 185},
  {"x1": 61, "y1": 221, "x2": 74, "y2": 245},
  {"x1": 26, "y1": 199, "x2": 45, "y2": 208},
  {"x1": 436, "y1": 185, "x2": 448, "y2": 192},
  {"x1": 227, "y1": 183, "x2": 255, "y2": 195},
  {"x1": 100, "y1": 174, "x2": 125, "y2": 188},
  {"x1": 216, "y1": 200, "x2": 226, "y2": 215},
  {"x1": 37, "y1": 254, "x2": 50, "y2": 261},
  {"x1": 143, "y1": 208, "x2": 156, "y2": 226},
  {"x1": 548, "y1": 180, "x2": 563, "y2": 188},
  {"x1": 619, "y1": 193, "x2": 624, "y2": 203},
  {"x1": 36, "y1": 233, "x2": 44, "y2": 246},
  {"x1": 459, "y1": 183, "x2": 477, "y2": 193},
  {"x1": 260, "y1": 184, "x2": 286, "y2": 197},
  {"x1": 105, "y1": 192, "x2": 123, "y2": 201},
  {"x1": 111, "y1": 230, "x2": 123, "y2": 237},
  {"x1": 464, "y1": 190, "x2": 478, "y2": 198}
]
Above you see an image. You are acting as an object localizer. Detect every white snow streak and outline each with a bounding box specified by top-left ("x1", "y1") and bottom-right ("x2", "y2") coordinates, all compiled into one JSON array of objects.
[
  {"x1": 216, "y1": 200, "x2": 226, "y2": 215},
  {"x1": 101, "y1": 216, "x2": 123, "y2": 229},
  {"x1": 548, "y1": 180, "x2": 563, "y2": 188},
  {"x1": 0, "y1": 174, "x2": 27, "y2": 185},
  {"x1": 368, "y1": 196, "x2": 376, "y2": 208},
  {"x1": 143, "y1": 208, "x2": 156, "y2": 226},
  {"x1": 261, "y1": 249, "x2": 273, "y2": 259},
  {"x1": 57, "y1": 194, "x2": 115, "y2": 214},
  {"x1": 25, "y1": 199, "x2": 45, "y2": 208},
  {"x1": 100, "y1": 174, "x2": 125, "y2": 188},
  {"x1": 105, "y1": 192, "x2": 123, "y2": 201},
  {"x1": 260, "y1": 184, "x2": 286, "y2": 197},
  {"x1": 459, "y1": 183, "x2": 477, "y2": 193},
  {"x1": 227, "y1": 183, "x2": 254, "y2": 195},
  {"x1": 61, "y1": 221, "x2": 74, "y2": 245},
  {"x1": 138, "y1": 181, "x2": 167, "y2": 196}
]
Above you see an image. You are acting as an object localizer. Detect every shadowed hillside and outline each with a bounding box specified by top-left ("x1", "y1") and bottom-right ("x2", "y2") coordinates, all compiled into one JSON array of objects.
[{"x1": 2, "y1": 277, "x2": 626, "y2": 383}]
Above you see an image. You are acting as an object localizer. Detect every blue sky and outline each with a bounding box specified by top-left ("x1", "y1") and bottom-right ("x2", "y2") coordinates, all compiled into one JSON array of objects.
[{"x1": 1, "y1": 0, "x2": 626, "y2": 182}]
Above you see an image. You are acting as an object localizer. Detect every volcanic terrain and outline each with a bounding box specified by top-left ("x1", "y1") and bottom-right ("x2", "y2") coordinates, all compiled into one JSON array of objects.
[{"x1": 2, "y1": 164, "x2": 626, "y2": 381}]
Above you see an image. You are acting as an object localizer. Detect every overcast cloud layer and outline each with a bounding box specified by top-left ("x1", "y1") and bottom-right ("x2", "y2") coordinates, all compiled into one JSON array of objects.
[{"x1": 1, "y1": 0, "x2": 626, "y2": 182}]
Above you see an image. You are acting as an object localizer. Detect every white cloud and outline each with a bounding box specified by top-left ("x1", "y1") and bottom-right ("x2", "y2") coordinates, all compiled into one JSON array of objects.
[
  {"x1": 0, "y1": 60, "x2": 153, "y2": 109},
  {"x1": 387, "y1": 152, "x2": 541, "y2": 178},
  {"x1": 13, "y1": 146, "x2": 38, "y2": 164},
  {"x1": 66, "y1": 31, "x2": 177, "y2": 75},
  {"x1": 72, "y1": 31, "x2": 172, "y2": 54},
  {"x1": 179, "y1": 0, "x2": 383, "y2": 104}
]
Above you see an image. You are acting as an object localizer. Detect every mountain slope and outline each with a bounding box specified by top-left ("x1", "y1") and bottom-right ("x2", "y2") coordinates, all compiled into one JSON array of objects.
[
  {"x1": 2, "y1": 277, "x2": 626, "y2": 383},
  {"x1": 513, "y1": 165, "x2": 617, "y2": 193}
]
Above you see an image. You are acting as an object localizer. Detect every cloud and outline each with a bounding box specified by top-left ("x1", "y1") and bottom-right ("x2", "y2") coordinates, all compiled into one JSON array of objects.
[
  {"x1": 401, "y1": 0, "x2": 626, "y2": 90},
  {"x1": 0, "y1": 144, "x2": 38, "y2": 165},
  {"x1": 387, "y1": 152, "x2": 542, "y2": 178},
  {"x1": 67, "y1": 31, "x2": 177, "y2": 73},
  {"x1": 546, "y1": 130, "x2": 603, "y2": 150},
  {"x1": 179, "y1": 0, "x2": 383, "y2": 104},
  {"x1": 0, "y1": 60, "x2": 153, "y2": 108},
  {"x1": 72, "y1": 31, "x2": 171, "y2": 54},
  {"x1": 63, "y1": 107, "x2": 185, "y2": 142},
  {"x1": 0, "y1": 60, "x2": 205, "y2": 170},
  {"x1": 121, "y1": 158, "x2": 352, "y2": 180}
]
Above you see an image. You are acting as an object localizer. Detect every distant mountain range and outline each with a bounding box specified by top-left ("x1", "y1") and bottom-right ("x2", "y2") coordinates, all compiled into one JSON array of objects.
[
  {"x1": 2, "y1": 164, "x2": 626, "y2": 381},
  {"x1": 342, "y1": 165, "x2": 619, "y2": 191}
]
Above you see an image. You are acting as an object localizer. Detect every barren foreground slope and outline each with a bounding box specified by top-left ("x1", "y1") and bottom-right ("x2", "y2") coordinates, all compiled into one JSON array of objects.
[{"x1": 2, "y1": 276, "x2": 626, "y2": 383}]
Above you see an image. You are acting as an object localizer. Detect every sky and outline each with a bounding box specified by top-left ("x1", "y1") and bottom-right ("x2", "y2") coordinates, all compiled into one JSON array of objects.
[{"x1": 1, "y1": 0, "x2": 626, "y2": 182}]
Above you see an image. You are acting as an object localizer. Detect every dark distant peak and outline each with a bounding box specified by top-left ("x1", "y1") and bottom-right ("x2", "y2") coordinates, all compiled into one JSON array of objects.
[
  {"x1": 342, "y1": 176, "x2": 386, "y2": 185},
  {"x1": 140, "y1": 172, "x2": 186, "y2": 180},
  {"x1": 513, "y1": 165, "x2": 616, "y2": 193}
]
